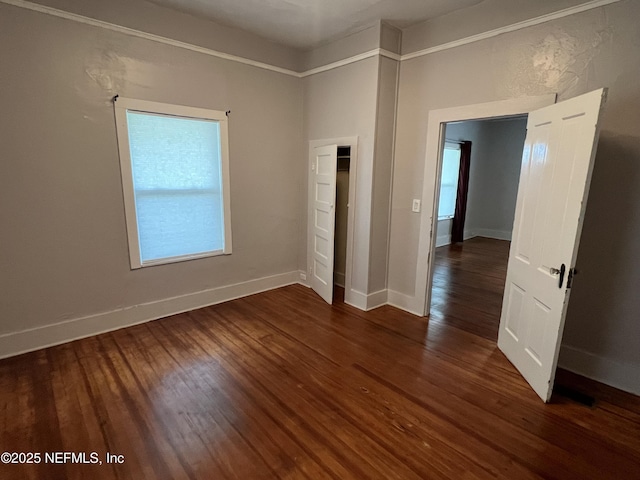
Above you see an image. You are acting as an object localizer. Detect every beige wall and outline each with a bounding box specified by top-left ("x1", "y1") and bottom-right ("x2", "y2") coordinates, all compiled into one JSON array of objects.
[
  {"x1": 301, "y1": 53, "x2": 399, "y2": 299},
  {"x1": 28, "y1": 0, "x2": 304, "y2": 71},
  {"x1": 388, "y1": 0, "x2": 640, "y2": 392},
  {"x1": 401, "y1": 0, "x2": 600, "y2": 55},
  {"x1": 302, "y1": 23, "x2": 381, "y2": 71},
  {"x1": 380, "y1": 22, "x2": 402, "y2": 55},
  {"x1": 302, "y1": 58, "x2": 380, "y2": 296},
  {"x1": 0, "y1": 3, "x2": 304, "y2": 336},
  {"x1": 302, "y1": 21, "x2": 402, "y2": 72},
  {"x1": 302, "y1": 26, "x2": 400, "y2": 299},
  {"x1": 369, "y1": 56, "x2": 400, "y2": 293}
]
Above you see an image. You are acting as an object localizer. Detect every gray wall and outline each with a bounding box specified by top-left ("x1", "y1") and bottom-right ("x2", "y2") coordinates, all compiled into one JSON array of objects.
[
  {"x1": 303, "y1": 21, "x2": 402, "y2": 72},
  {"x1": 401, "y1": 0, "x2": 604, "y2": 55},
  {"x1": 388, "y1": 0, "x2": 640, "y2": 393},
  {"x1": 0, "y1": 3, "x2": 304, "y2": 336},
  {"x1": 302, "y1": 24, "x2": 400, "y2": 302},
  {"x1": 302, "y1": 55, "x2": 399, "y2": 300},
  {"x1": 369, "y1": 56, "x2": 400, "y2": 294},
  {"x1": 302, "y1": 58, "x2": 379, "y2": 297},
  {"x1": 303, "y1": 23, "x2": 381, "y2": 71},
  {"x1": 29, "y1": 0, "x2": 304, "y2": 71}
]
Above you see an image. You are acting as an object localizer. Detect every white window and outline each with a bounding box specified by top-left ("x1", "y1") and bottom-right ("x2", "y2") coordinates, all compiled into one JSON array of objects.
[
  {"x1": 438, "y1": 144, "x2": 461, "y2": 220},
  {"x1": 114, "y1": 97, "x2": 232, "y2": 269}
]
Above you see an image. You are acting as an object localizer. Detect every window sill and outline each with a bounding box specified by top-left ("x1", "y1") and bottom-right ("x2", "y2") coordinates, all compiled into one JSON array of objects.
[{"x1": 133, "y1": 249, "x2": 230, "y2": 269}]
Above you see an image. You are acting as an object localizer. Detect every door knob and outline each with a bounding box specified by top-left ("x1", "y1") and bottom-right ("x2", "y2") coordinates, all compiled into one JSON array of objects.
[{"x1": 550, "y1": 264, "x2": 566, "y2": 288}]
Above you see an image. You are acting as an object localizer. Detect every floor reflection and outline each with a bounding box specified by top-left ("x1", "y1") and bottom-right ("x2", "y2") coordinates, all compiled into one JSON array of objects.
[{"x1": 429, "y1": 237, "x2": 511, "y2": 341}]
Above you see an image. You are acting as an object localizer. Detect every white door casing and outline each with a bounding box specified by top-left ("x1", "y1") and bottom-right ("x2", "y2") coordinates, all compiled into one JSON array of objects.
[
  {"x1": 309, "y1": 144, "x2": 338, "y2": 304},
  {"x1": 416, "y1": 95, "x2": 557, "y2": 317},
  {"x1": 498, "y1": 88, "x2": 607, "y2": 402}
]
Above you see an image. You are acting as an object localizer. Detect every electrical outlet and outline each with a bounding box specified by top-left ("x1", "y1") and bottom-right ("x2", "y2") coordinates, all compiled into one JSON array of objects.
[{"x1": 412, "y1": 199, "x2": 421, "y2": 213}]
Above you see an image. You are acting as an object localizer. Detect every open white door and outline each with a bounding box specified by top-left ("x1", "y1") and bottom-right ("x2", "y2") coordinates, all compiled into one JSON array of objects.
[
  {"x1": 498, "y1": 88, "x2": 607, "y2": 402},
  {"x1": 310, "y1": 144, "x2": 338, "y2": 304}
]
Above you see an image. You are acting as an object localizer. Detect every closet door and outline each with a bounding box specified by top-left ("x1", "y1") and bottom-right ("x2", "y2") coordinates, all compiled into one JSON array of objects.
[{"x1": 309, "y1": 144, "x2": 337, "y2": 304}]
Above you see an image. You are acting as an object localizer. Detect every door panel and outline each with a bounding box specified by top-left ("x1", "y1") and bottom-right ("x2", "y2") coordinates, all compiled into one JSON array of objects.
[
  {"x1": 504, "y1": 283, "x2": 525, "y2": 340},
  {"x1": 310, "y1": 145, "x2": 337, "y2": 304},
  {"x1": 498, "y1": 89, "x2": 606, "y2": 402}
]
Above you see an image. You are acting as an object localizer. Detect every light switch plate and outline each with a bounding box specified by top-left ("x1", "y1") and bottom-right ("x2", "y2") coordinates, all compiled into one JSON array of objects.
[{"x1": 412, "y1": 199, "x2": 421, "y2": 213}]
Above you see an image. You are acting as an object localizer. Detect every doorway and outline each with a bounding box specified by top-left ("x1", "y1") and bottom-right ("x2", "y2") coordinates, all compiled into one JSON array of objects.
[
  {"x1": 413, "y1": 95, "x2": 556, "y2": 318},
  {"x1": 333, "y1": 146, "x2": 351, "y2": 299},
  {"x1": 307, "y1": 137, "x2": 358, "y2": 306},
  {"x1": 430, "y1": 117, "x2": 527, "y2": 340},
  {"x1": 416, "y1": 90, "x2": 606, "y2": 402}
]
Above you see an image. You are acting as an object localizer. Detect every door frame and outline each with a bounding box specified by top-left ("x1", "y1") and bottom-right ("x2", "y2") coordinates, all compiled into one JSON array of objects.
[
  {"x1": 307, "y1": 136, "x2": 358, "y2": 304},
  {"x1": 415, "y1": 95, "x2": 557, "y2": 317}
]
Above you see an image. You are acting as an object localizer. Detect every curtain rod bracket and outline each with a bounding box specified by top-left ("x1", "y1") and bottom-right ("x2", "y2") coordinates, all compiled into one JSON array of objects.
[
  {"x1": 225, "y1": 110, "x2": 231, "y2": 117},
  {"x1": 113, "y1": 94, "x2": 119, "y2": 102}
]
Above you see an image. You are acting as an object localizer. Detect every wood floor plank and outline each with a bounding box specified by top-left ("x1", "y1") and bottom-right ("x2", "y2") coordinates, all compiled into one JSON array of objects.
[
  {"x1": 183, "y1": 312, "x2": 371, "y2": 480},
  {"x1": 151, "y1": 320, "x2": 329, "y2": 480},
  {"x1": 1, "y1": 238, "x2": 639, "y2": 479},
  {"x1": 208, "y1": 303, "x2": 488, "y2": 479},
  {"x1": 430, "y1": 238, "x2": 510, "y2": 340}
]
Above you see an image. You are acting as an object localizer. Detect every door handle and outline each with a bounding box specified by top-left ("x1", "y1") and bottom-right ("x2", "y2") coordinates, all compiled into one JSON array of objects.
[{"x1": 549, "y1": 264, "x2": 566, "y2": 288}]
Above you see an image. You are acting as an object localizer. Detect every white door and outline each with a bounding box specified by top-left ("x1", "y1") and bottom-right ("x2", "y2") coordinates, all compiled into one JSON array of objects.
[
  {"x1": 310, "y1": 144, "x2": 338, "y2": 304},
  {"x1": 498, "y1": 88, "x2": 607, "y2": 402}
]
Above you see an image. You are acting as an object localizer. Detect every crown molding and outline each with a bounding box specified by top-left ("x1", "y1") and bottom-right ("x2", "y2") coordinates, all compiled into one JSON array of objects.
[
  {"x1": 0, "y1": 0, "x2": 301, "y2": 77},
  {"x1": 1, "y1": 0, "x2": 625, "y2": 77},
  {"x1": 299, "y1": 48, "x2": 400, "y2": 78},
  {"x1": 401, "y1": 0, "x2": 623, "y2": 61}
]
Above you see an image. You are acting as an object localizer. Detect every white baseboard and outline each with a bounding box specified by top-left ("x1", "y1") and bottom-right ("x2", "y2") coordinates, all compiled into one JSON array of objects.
[
  {"x1": 345, "y1": 289, "x2": 367, "y2": 310},
  {"x1": 440, "y1": 231, "x2": 511, "y2": 245},
  {"x1": 345, "y1": 288, "x2": 387, "y2": 311},
  {"x1": 298, "y1": 270, "x2": 309, "y2": 286},
  {"x1": 334, "y1": 271, "x2": 345, "y2": 288},
  {"x1": 0, "y1": 271, "x2": 300, "y2": 360},
  {"x1": 473, "y1": 228, "x2": 512, "y2": 241},
  {"x1": 463, "y1": 230, "x2": 476, "y2": 241},
  {"x1": 345, "y1": 288, "x2": 426, "y2": 316},
  {"x1": 559, "y1": 345, "x2": 640, "y2": 395},
  {"x1": 366, "y1": 289, "x2": 388, "y2": 310},
  {"x1": 387, "y1": 290, "x2": 424, "y2": 316}
]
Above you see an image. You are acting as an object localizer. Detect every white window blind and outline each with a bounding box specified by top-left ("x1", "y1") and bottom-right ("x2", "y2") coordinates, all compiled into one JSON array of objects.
[
  {"x1": 438, "y1": 146, "x2": 462, "y2": 220},
  {"x1": 114, "y1": 98, "x2": 232, "y2": 269}
]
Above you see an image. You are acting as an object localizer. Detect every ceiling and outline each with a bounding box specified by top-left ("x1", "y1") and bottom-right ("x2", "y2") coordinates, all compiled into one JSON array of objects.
[{"x1": 146, "y1": 0, "x2": 485, "y2": 50}]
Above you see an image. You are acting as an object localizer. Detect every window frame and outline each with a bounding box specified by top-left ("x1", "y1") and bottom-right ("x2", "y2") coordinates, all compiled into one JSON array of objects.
[
  {"x1": 114, "y1": 97, "x2": 232, "y2": 269},
  {"x1": 437, "y1": 142, "x2": 462, "y2": 221}
]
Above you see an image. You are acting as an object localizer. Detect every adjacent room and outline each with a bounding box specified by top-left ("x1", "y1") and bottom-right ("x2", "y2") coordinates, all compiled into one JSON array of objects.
[
  {"x1": 1, "y1": 0, "x2": 639, "y2": 478},
  {"x1": 431, "y1": 117, "x2": 527, "y2": 340}
]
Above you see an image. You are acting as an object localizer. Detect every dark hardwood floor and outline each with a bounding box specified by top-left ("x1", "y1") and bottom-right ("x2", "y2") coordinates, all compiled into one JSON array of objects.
[
  {"x1": 430, "y1": 237, "x2": 510, "y2": 341},
  {"x1": 1, "y1": 261, "x2": 639, "y2": 478}
]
